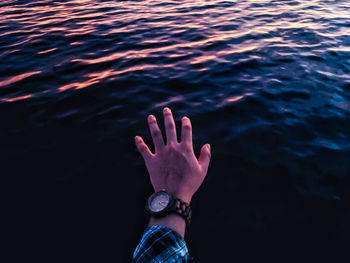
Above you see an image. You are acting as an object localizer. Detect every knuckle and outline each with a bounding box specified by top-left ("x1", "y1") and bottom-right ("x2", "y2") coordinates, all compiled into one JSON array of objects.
[
  {"x1": 163, "y1": 110, "x2": 172, "y2": 116},
  {"x1": 167, "y1": 143, "x2": 177, "y2": 152},
  {"x1": 184, "y1": 146, "x2": 193, "y2": 154},
  {"x1": 148, "y1": 118, "x2": 157, "y2": 125},
  {"x1": 181, "y1": 141, "x2": 191, "y2": 149},
  {"x1": 137, "y1": 142, "x2": 145, "y2": 150},
  {"x1": 138, "y1": 146, "x2": 146, "y2": 154},
  {"x1": 183, "y1": 124, "x2": 191, "y2": 131},
  {"x1": 166, "y1": 123, "x2": 175, "y2": 130},
  {"x1": 206, "y1": 150, "x2": 211, "y2": 158},
  {"x1": 152, "y1": 129, "x2": 161, "y2": 138},
  {"x1": 140, "y1": 146, "x2": 147, "y2": 153}
]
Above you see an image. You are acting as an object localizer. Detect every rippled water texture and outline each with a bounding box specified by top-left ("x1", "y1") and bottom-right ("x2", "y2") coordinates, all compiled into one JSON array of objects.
[{"x1": 1, "y1": 0, "x2": 350, "y2": 261}]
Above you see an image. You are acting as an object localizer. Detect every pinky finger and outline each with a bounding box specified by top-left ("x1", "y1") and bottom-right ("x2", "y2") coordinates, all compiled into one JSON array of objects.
[{"x1": 135, "y1": 136, "x2": 153, "y2": 161}]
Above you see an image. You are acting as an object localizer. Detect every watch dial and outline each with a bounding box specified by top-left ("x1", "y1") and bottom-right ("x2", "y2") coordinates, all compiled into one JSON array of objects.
[{"x1": 149, "y1": 192, "x2": 170, "y2": 212}]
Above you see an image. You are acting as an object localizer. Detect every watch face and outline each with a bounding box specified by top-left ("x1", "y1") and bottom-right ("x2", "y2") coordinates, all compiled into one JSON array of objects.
[{"x1": 148, "y1": 191, "x2": 170, "y2": 212}]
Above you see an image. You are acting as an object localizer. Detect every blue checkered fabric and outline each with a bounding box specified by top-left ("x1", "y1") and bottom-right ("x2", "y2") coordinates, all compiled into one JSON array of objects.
[{"x1": 132, "y1": 225, "x2": 189, "y2": 263}]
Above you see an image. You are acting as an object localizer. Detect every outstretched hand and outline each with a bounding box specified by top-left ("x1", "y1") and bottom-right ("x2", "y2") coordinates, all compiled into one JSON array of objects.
[{"x1": 135, "y1": 107, "x2": 211, "y2": 204}]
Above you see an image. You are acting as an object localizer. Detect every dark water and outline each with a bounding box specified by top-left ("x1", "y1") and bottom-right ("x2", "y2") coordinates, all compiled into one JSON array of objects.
[{"x1": 1, "y1": 0, "x2": 350, "y2": 261}]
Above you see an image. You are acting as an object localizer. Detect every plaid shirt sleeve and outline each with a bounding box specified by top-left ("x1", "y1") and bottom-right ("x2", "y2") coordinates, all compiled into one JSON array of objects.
[{"x1": 132, "y1": 225, "x2": 189, "y2": 263}]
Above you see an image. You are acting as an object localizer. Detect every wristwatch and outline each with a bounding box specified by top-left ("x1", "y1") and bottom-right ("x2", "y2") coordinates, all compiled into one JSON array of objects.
[{"x1": 145, "y1": 190, "x2": 192, "y2": 225}]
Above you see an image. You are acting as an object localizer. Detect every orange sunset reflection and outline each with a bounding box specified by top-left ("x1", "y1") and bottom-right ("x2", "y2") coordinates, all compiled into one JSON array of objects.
[
  {"x1": 58, "y1": 65, "x2": 158, "y2": 92},
  {"x1": 1, "y1": 0, "x2": 348, "y2": 98},
  {"x1": 1, "y1": 94, "x2": 33, "y2": 103},
  {"x1": 0, "y1": 71, "x2": 41, "y2": 87}
]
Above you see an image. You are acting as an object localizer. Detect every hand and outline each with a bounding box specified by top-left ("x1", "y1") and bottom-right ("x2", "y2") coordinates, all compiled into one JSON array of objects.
[{"x1": 135, "y1": 107, "x2": 211, "y2": 204}]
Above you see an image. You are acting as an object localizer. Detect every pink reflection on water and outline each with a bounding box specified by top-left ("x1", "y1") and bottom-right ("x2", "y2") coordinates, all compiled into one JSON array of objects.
[
  {"x1": 154, "y1": 95, "x2": 185, "y2": 108},
  {"x1": 217, "y1": 93, "x2": 253, "y2": 108},
  {"x1": 222, "y1": 95, "x2": 244, "y2": 104},
  {"x1": 38, "y1": 48, "x2": 57, "y2": 54},
  {"x1": 58, "y1": 79, "x2": 100, "y2": 92},
  {"x1": 58, "y1": 69, "x2": 115, "y2": 91},
  {"x1": 0, "y1": 71, "x2": 41, "y2": 86},
  {"x1": 58, "y1": 65, "x2": 157, "y2": 92},
  {"x1": 2, "y1": 94, "x2": 33, "y2": 103}
]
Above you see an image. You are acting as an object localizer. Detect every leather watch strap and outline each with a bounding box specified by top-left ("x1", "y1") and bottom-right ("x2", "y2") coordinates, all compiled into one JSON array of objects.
[{"x1": 171, "y1": 198, "x2": 192, "y2": 225}]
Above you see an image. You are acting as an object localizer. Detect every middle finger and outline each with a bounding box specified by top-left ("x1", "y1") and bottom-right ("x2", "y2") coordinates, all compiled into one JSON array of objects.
[{"x1": 163, "y1": 107, "x2": 177, "y2": 144}]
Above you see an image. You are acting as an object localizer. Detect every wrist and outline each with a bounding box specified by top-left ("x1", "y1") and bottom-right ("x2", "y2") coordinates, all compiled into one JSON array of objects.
[
  {"x1": 149, "y1": 213, "x2": 186, "y2": 237},
  {"x1": 176, "y1": 195, "x2": 191, "y2": 204}
]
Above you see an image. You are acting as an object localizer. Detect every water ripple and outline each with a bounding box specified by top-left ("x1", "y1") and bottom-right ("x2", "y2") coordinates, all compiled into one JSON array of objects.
[{"x1": 1, "y1": 0, "x2": 350, "y2": 201}]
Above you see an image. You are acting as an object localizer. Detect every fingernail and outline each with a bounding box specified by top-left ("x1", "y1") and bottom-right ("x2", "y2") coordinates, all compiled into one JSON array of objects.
[
  {"x1": 148, "y1": 115, "x2": 155, "y2": 120},
  {"x1": 164, "y1": 107, "x2": 170, "y2": 113},
  {"x1": 207, "y1": 144, "x2": 211, "y2": 151}
]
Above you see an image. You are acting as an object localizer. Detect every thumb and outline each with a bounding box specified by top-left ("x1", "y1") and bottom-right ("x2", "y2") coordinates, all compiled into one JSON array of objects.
[{"x1": 198, "y1": 144, "x2": 211, "y2": 171}]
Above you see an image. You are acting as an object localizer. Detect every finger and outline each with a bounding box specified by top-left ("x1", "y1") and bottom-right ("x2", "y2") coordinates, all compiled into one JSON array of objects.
[
  {"x1": 181, "y1": 116, "x2": 192, "y2": 148},
  {"x1": 198, "y1": 144, "x2": 211, "y2": 172},
  {"x1": 163, "y1": 107, "x2": 177, "y2": 144},
  {"x1": 148, "y1": 115, "x2": 165, "y2": 152},
  {"x1": 135, "y1": 136, "x2": 152, "y2": 161}
]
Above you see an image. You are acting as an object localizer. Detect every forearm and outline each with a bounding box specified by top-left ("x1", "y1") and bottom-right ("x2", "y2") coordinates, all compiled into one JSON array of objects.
[{"x1": 148, "y1": 213, "x2": 187, "y2": 238}]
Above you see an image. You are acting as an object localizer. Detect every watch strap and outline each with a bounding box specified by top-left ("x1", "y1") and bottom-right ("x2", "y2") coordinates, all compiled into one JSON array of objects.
[
  {"x1": 170, "y1": 198, "x2": 192, "y2": 225},
  {"x1": 145, "y1": 191, "x2": 192, "y2": 225}
]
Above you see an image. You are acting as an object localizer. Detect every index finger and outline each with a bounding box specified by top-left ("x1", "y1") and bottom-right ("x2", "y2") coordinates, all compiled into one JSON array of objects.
[{"x1": 148, "y1": 114, "x2": 165, "y2": 152}]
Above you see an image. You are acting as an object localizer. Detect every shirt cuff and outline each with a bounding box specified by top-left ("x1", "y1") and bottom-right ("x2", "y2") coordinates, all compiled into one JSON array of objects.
[{"x1": 132, "y1": 225, "x2": 189, "y2": 263}]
